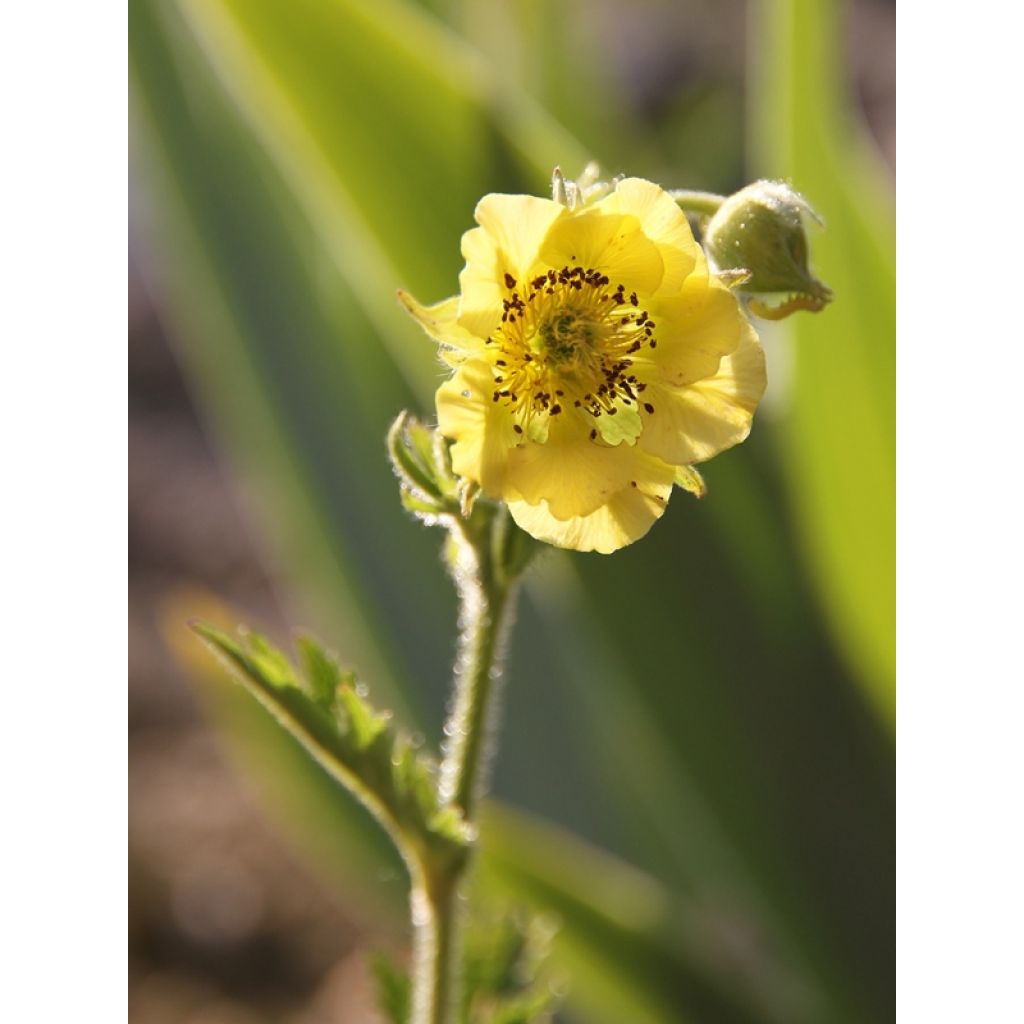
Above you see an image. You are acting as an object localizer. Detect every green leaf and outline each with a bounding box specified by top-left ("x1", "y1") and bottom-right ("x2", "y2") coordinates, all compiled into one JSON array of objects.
[
  {"x1": 192, "y1": 623, "x2": 472, "y2": 872},
  {"x1": 371, "y1": 954, "x2": 412, "y2": 1024},
  {"x1": 459, "y1": 907, "x2": 557, "y2": 1024},
  {"x1": 296, "y1": 633, "x2": 352, "y2": 711}
]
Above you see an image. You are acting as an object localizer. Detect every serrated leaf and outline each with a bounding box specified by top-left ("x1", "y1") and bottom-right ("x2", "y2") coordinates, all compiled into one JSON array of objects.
[
  {"x1": 193, "y1": 622, "x2": 471, "y2": 872},
  {"x1": 296, "y1": 632, "x2": 350, "y2": 711},
  {"x1": 337, "y1": 685, "x2": 391, "y2": 749},
  {"x1": 246, "y1": 630, "x2": 300, "y2": 687},
  {"x1": 460, "y1": 906, "x2": 558, "y2": 1024}
]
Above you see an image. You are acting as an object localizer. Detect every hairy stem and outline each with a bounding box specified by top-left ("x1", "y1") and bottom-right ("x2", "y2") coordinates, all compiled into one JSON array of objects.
[
  {"x1": 410, "y1": 511, "x2": 519, "y2": 1024},
  {"x1": 440, "y1": 540, "x2": 514, "y2": 818},
  {"x1": 410, "y1": 876, "x2": 459, "y2": 1024}
]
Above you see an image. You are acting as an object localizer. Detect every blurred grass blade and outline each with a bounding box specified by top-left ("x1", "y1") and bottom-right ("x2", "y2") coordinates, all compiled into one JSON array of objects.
[
  {"x1": 176, "y1": 0, "x2": 587, "y2": 393},
  {"x1": 750, "y1": 0, "x2": 896, "y2": 719},
  {"x1": 131, "y1": 0, "x2": 461, "y2": 721},
  {"x1": 480, "y1": 807, "x2": 820, "y2": 1024}
]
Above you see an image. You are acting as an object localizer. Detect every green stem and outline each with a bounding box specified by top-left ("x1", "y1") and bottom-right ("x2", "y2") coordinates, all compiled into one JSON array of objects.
[
  {"x1": 669, "y1": 188, "x2": 727, "y2": 217},
  {"x1": 410, "y1": 874, "x2": 458, "y2": 1024},
  {"x1": 441, "y1": 536, "x2": 513, "y2": 818},
  {"x1": 409, "y1": 510, "x2": 519, "y2": 1024}
]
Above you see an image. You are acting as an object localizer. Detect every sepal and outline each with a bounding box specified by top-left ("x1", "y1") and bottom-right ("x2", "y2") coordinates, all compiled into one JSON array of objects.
[
  {"x1": 673, "y1": 465, "x2": 707, "y2": 499},
  {"x1": 388, "y1": 411, "x2": 459, "y2": 521}
]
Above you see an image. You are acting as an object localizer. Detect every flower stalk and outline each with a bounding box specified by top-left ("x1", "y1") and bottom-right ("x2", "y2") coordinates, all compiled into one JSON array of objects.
[
  {"x1": 409, "y1": 873, "x2": 459, "y2": 1024},
  {"x1": 668, "y1": 188, "x2": 726, "y2": 218},
  {"x1": 409, "y1": 504, "x2": 521, "y2": 1024}
]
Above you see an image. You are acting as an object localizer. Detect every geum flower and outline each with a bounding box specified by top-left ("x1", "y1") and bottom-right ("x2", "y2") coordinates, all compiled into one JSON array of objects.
[{"x1": 400, "y1": 178, "x2": 766, "y2": 554}]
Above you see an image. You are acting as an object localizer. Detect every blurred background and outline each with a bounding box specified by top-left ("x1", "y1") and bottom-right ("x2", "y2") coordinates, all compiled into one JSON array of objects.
[{"x1": 128, "y1": 0, "x2": 894, "y2": 1021}]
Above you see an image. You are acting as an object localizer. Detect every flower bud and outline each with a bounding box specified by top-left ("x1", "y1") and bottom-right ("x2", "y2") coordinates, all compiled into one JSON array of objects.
[{"x1": 704, "y1": 180, "x2": 832, "y2": 320}]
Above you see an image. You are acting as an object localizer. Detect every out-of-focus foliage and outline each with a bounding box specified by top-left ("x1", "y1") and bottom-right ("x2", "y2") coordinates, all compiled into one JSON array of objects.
[
  {"x1": 375, "y1": 904, "x2": 559, "y2": 1024},
  {"x1": 751, "y1": 0, "x2": 896, "y2": 717},
  {"x1": 132, "y1": 0, "x2": 894, "y2": 1021}
]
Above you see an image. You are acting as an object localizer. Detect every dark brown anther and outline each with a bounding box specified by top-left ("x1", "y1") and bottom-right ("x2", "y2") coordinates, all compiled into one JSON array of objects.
[
  {"x1": 513, "y1": 424, "x2": 523, "y2": 434},
  {"x1": 644, "y1": 402, "x2": 654, "y2": 414},
  {"x1": 504, "y1": 272, "x2": 517, "y2": 289},
  {"x1": 589, "y1": 428, "x2": 598, "y2": 440}
]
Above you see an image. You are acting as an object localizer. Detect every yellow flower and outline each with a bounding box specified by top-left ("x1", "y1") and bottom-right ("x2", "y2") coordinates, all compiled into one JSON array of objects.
[{"x1": 400, "y1": 178, "x2": 766, "y2": 554}]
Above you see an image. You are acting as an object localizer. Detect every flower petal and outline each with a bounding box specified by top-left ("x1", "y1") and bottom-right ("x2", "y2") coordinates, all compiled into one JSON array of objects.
[
  {"x1": 475, "y1": 193, "x2": 568, "y2": 280},
  {"x1": 592, "y1": 178, "x2": 701, "y2": 295},
  {"x1": 505, "y1": 411, "x2": 637, "y2": 520},
  {"x1": 398, "y1": 291, "x2": 484, "y2": 354},
  {"x1": 508, "y1": 456, "x2": 676, "y2": 553},
  {"x1": 457, "y1": 194, "x2": 567, "y2": 338},
  {"x1": 540, "y1": 208, "x2": 665, "y2": 294},
  {"x1": 436, "y1": 358, "x2": 520, "y2": 497},
  {"x1": 646, "y1": 273, "x2": 747, "y2": 388},
  {"x1": 637, "y1": 321, "x2": 766, "y2": 465}
]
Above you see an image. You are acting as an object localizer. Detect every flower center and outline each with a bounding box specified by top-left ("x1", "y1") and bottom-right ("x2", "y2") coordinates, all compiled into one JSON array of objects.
[{"x1": 487, "y1": 266, "x2": 657, "y2": 436}]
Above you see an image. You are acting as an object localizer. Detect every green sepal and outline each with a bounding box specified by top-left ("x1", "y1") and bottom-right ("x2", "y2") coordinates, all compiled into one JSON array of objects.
[
  {"x1": 192, "y1": 623, "x2": 472, "y2": 873},
  {"x1": 387, "y1": 410, "x2": 459, "y2": 517},
  {"x1": 490, "y1": 505, "x2": 542, "y2": 586}
]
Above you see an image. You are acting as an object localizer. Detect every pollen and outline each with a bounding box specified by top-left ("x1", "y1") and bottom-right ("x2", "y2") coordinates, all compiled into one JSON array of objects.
[{"x1": 488, "y1": 265, "x2": 658, "y2": 438}]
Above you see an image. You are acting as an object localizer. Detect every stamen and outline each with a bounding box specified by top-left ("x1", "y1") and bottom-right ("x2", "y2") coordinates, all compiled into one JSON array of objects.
[{"x1": 487, "y1": 263, "x2": 659, "y2": 432}]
